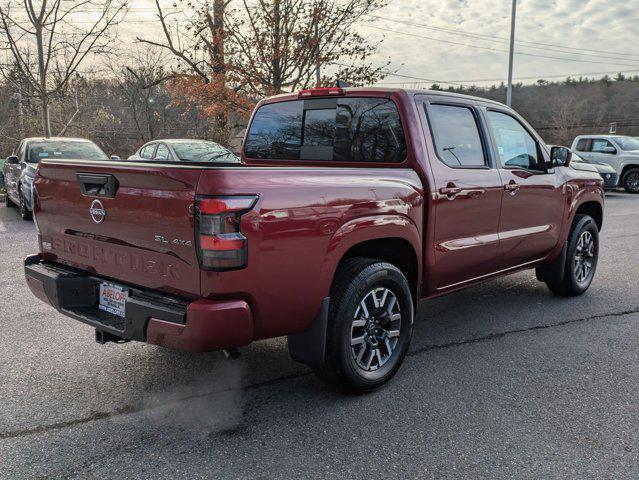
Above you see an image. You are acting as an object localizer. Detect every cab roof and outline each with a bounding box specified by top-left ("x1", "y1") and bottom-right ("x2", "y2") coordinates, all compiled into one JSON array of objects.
[
  {"x1": 23, "y1": 137, "x2": 93, "y2": 143},
  {"x1": 262, "y1": 86, "x2": 507, "y2": 108}
]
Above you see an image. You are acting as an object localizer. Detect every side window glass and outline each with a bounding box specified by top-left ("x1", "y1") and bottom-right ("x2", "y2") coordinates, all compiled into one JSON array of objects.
[
  {"x1": 155, "y1": 144, "x2": 170, "y2": 160},
  {"x1": 16, "y1": 142, "x2": 25, "y2": 160},
  {"x1": 575, "y1": 139, "x2": 589, "y2": 152},
  {"x1": 591, "y1": 139, "x2": 614, "y2": 153},
  {"x1": 487, "y1": 110, "x2": 540, "y2": 170},
  {"x1": 140, "y1": 144, "x2": 155, "y2": 159},
  {"x1": 427, "y1": 104, "x2": 486, "y2": 167}
]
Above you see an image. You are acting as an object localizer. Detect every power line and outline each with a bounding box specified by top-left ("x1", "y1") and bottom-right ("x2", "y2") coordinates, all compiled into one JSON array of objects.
[
  {"x1": 367, "y1": 15, "x2": 639, "y2": 62},
  {"x1": 367, "y1": 25, "x2": 639, "y2": 68},
  {"x1": 377, "y1": 69, "x2": 639, "y2": 86}
]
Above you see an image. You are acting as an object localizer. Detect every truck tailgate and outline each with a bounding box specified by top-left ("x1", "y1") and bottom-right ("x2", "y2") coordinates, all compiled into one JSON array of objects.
[{"x1": 34, "y1": 160, "x2": 202, "y2": 298}]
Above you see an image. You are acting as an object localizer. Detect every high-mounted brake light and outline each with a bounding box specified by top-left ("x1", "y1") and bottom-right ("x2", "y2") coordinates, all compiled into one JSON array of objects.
[
  {"x1": 298, "y1": 87, "x2": 344, "y2": 98},
  {"x1": 196, "y1": 195, "x2": 258, "y2": 270}
]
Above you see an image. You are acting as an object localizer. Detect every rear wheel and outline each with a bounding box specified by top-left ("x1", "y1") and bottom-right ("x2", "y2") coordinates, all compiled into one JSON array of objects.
[
  {"x1": 18, "y1": 188, "x2": 32, "y2": 220},
  {"x1": 539, "y1": 214, "x2": 599, "y2": 296},
  {"x1": 623, "y1": 168, "x2": 639, "y2": 193},
  {"x1": 316, "y1": 258, "x2": 414, "y2": 393}
]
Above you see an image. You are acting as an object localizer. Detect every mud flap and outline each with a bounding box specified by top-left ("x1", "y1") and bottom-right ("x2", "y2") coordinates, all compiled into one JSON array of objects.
[
  {"x1": 287, "y1": 297, "x2": 330, "y2": 367},
  {"x1": 536, "y1": 241, "x2": 568, "y2": 283}
]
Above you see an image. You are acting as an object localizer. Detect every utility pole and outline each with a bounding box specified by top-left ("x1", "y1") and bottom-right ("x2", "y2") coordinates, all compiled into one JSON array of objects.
[
  {"x1": 315, "y1": 22, "x2": 321, "y2": 87},
  {"x1": 506, "y1": 0, "x2": 517, "y2": 107}
]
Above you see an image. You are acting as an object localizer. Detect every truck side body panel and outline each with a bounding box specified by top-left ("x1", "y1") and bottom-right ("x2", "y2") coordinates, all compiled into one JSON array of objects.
[{"x1": 196, "y1": 167, "x2": 424, "y2": 340}]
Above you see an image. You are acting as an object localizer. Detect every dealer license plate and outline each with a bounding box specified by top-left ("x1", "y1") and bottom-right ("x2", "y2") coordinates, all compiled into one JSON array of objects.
[{"x1": 98, "y1": 282, "x2": 129, "y2": 318}]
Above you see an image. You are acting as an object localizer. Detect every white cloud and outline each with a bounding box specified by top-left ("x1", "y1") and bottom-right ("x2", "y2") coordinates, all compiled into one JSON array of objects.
[{"x1": 117, "y1": 0, "x2": 639, "y2": 88}]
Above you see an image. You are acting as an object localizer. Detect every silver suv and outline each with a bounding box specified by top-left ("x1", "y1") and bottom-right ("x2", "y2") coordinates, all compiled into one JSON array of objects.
[{"x1": 571, "y1": 135, "x2": 639, "y2": 193}]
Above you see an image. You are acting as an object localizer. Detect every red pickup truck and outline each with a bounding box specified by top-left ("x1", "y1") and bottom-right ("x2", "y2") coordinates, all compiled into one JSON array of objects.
[{"x1": 24, "y1": 87, "x2": 604, "y2": 392}]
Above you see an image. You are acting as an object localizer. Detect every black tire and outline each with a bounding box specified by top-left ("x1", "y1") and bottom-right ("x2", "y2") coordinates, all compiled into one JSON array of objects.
[
  {"x1": 5, "y1": 189, "x2": 16, "y2": 208},
  {"x1": 622, "y1": 168, "x2": 639, "y2": 193},
  {"x1": 316, "y1": 257, "x2": 414, "y2": 393},
  {"x1": 541, "y1": 214, "x2": 599, "y2": 297},
  {"x1": 18, "y1": 188, "x2": 32, "y2": 220}
]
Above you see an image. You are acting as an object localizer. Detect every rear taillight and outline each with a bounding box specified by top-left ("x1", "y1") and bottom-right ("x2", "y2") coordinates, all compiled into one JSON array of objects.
[{"x1": 196, "y1": 195, "x2": 258, "y2": 271}]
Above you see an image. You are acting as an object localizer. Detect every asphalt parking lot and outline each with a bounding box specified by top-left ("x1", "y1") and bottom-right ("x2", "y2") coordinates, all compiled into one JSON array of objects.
[{"x1": 1, "y1": 192, "x2": 639, "y2": 479}]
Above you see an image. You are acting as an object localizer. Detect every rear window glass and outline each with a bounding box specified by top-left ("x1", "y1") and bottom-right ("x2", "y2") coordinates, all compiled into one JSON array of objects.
[
  {"x1": 244, "y1": 97, "x2": 406, "y2": 163},
  {"x1": 171, "y1": 141, "x2": 238, "y2": 163},
  {"x1": 26, "y1": 140, "x2": 108, "y2": 163}
]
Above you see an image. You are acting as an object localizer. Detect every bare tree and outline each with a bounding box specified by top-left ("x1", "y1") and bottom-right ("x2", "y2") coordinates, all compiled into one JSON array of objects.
[
  {"x1": 225, "y1": 0, "x2": 388, "y2": 95},
  {"x1": 0, "y1": 0, "x2": 129, "y2": 137},
  {"x1": 137, "y1": 0, "x2": 228, "y2": 86},
  {"x1": 114, "y1": 49, "x2": 171, "y2": 142},
  {"x1": 140, "y1": 0, "x2": 387, "y2": 96}
]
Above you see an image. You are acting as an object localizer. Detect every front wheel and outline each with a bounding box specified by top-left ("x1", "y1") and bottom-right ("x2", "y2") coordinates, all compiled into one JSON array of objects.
[
  {"x1": 623, "y1": 168, "x2": 639, "y2": 193},
  {"x1": 5, "y1": 188, "x2": 16, "y2": 208},
  {"x1": 539, "y1": 214, "x2": 599, "y2": 296},
  {"x1": 317, "y1": 258, "x2": 414, "y2": 393},
  {"x1": 18, "y1": 188, "x2": 32, "y2": 220}
]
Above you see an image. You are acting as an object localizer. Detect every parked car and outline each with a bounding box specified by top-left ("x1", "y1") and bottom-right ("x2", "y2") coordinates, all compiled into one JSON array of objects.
[
  {"x1": 3, "y1": 137, "x2": 109, "y2": 220},
  {"x1": 24, "y1": 88, "x2": 604, "y2": 392},
  {"x1": 128, "y1": 139, "x2": 238, "y2": 163},
  {"x1": 569, "y1": 151, "x2": 619, "y2": 190},
  {"x1": 571, "y1": 135, "x2": 639, "y2": 192}
]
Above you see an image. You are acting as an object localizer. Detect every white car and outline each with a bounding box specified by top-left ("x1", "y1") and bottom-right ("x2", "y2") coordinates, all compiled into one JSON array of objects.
[
  {"x1": 128, "y1": 139, "x2": 238, "y2": 163},
  {"x1": 571, "y1": 135, "x2": 639, "y2": 192}
]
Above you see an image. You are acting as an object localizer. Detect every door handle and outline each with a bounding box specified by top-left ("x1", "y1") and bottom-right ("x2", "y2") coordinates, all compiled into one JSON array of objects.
[
  {"x1": 439, "y1": 184, "x2": 462, "y2": 198},
  {"x1": 504, "y1": 181, "x2": 520, "y2": 194}
]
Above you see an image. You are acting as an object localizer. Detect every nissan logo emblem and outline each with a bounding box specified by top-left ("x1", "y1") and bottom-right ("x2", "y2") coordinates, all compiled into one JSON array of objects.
[{"x1": 89, "y1": 199, "x2": 106, "y2": 224}]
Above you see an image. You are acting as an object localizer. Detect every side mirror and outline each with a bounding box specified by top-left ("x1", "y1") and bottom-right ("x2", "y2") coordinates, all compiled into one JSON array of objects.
[
  {"x1": 6, "y1": 155, "x2": 19, "y2": 165},
  {"x1": 601, "y1": 146, "x2": 616, "y2": 154},
  {"x1": 550, "y1": 146, "x2": 572, "y2": 167},
  {"x1": 110, "y1": 155, "x2": 121, "y2": 161}
]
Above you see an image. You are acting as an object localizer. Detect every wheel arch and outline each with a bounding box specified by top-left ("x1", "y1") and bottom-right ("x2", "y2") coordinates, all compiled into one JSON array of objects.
[
  {"x1": 321, "y1": 214, "x2": 423, "y2": 302},
  {"x1": 575, "y1": 201, "x2": 603, "y2": 231},
  {"x1": 620, "y1": 163, "x2": 639, "y2": 182},
  {"x1": 337, "y1": 238, "x2": 420, "y2": 303}
]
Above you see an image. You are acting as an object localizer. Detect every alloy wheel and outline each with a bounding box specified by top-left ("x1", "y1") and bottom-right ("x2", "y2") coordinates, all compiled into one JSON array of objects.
[
  {"x1": 350, "y1": 287, "x2": 401, "y2": 372},
  {"x1": 574, "y1": 230, "x2": 595, "y2": 284},
  {"x1": 626, "y1": 171, "x2": 639, "y2": 191}
]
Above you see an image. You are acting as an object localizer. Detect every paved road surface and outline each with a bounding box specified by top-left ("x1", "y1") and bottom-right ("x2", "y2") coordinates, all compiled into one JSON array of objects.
[{"x1": 1, "y1": 193, "x2": 638, "y2": 479}]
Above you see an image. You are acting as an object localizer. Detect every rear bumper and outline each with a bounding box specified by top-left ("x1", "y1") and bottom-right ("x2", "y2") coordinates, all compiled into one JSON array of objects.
[{"x1": 24, "y1": 255, "x2": 253, "y2": 352}]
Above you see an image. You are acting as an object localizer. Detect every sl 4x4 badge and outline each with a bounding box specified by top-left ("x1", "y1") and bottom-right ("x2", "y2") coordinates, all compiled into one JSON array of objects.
[{"x1": 154, "y1": 235, "x2": 193, "y2": 247}]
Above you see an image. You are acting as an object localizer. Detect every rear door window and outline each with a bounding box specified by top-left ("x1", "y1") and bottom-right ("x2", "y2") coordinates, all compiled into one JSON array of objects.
[
  {"x1": 140, "y1": 144, "x2": 156, "y2": 159},
  {"x1": 155, "y1": 143, "x2": 171, "y2": 160},
  {"x1": 427, "y1": 104, "x2": 486, "y2": 167},
  {"x1": 575, "y1": 138, "x2": 589, "y2": 151},
  {"x1": 245, "y1": 97, "x2": 406, "y2": 163}
]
